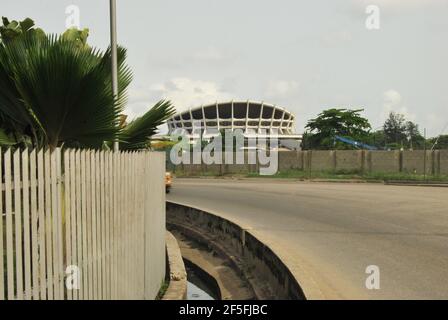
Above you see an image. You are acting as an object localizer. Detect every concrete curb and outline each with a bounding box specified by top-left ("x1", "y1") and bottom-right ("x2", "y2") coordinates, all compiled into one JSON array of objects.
[
  {"x1": 162, "y1": 231, "x2": 187, "y2": 300},
  {"x1": 167, "y1": 201, "x2": 325, "y2": 300},
  {"x1": 175, "y1": 176, "x2": 448, "y2": 187},
  {"x1": 384, "y1": 181, "x2": 448, "y2": 187},
  {"x1": 175, "y1": 176, "x2": 382, "y2": 184}
]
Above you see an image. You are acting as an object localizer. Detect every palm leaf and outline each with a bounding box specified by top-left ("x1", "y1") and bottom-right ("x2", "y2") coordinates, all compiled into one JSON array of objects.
[
  {"x1": 120, "y1": 100, "x2": 175, "y2": 150},
  {"x1": 0, "y1": 127, "x2": 18, "y2": 146},
  {"x1": 0, "y1": 33, "x2": 132, "y2": 149}
]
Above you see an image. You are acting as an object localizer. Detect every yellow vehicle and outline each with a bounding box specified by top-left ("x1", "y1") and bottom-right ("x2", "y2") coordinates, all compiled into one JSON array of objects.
[{"x1": 165, "y1": 172, "x2": 172, "y2": 193}]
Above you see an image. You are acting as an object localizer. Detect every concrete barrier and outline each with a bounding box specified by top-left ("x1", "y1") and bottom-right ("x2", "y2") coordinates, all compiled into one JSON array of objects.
[
  {"x1": 402, "y1": 150, "x2": 433, "y2": 174},
  {"x1": 172, "y1": 150, "x2": 448, "y2": 177},
  {"x1": 166, "y1": 201, "x2": 310, "y2": 300},
  {"x1": 163, "y1": 232, "x2": 187, "y2": 300},
  {"x1": 366, "y1": 150, "x2": 400, "y2": 173},
  {"x1": 307, "y1": 150, "x2": 335, "y2": 171},
  {"x1": 335, "y1": 150, "x2": 363, "y2": 172},
  {"x1": 438, "y1": 150, "x2": 448, "y2": 175},
  {"x1": 278, "y1": 151, "x2": 302, "y2": 171}
]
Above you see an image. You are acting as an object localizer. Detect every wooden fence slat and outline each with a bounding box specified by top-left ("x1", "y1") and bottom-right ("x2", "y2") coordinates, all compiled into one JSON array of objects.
[
  {"x1": 103, "y1": 152, "x2": 109, "y2": 299},
  {"x1": 110, "y1": 152, "x2": 116, "y2": 299},
  {"x1": 122, "y1": 152, "x2": 126, "y2": 299},
  {"x1": 132, "y1": 153, "x2": 137, "y2": 298},
  {"x1": 123, "y1": 152, "x2": 127, "y2": 299},
  {"x1": 115, "y1": 152, "x2": 119, "y2": 299},
  {"x1": 37, "y1": 150, "x2": 46, "y2": 299},
  {"x1": 129, "y1": 152, "x2": 132, "y2": 298},
  {"x1": 22, "y1": 150, "x2": 32, "y2": 300},
  {"x1": 75, "y1": 150, "x2": 83, "y2": 300},
  {"x1": 13, "y1": 150, "x2": 24, "y2": 300},
  {"x1": 104, "y1": 152, "x2": 111, "y2": 299},
  {"x1": 127, "y1": 152, "x2": 132, "y2": 299},
  {"x1": 80, "y1": 150, "x2": 88, "y2": 299},
  {"x1": 95, "y1": 151, "x2": 103, "y2": 300},
  {"x1": 134, "y1": 153, "x2": 138, "y2": 298},
  {"x1": 56, "y1": 148, "x2": 64, "y2": 298},
  {"x1": 50, "y1": 150, "x2": 60, "y2": 299},
  {"x1": 64, "y1": 150, "x2": 72, "y2": 300},
  {"x1": 114, "y1": 152, "x2": 118, "y2": 299},
  {"x1": 100, "y1": 152, "x2": 106, "y2": 299},
  {"x1": 0, "y1": 148, "x2": 3, "y2": 301},
  {"x1": 44, "y1": 149, "x2": 54, "y2": 300},
  {"x1": 114, "y1": 151, "x2": 119, "y2": 299},
  {"x1": 139, "y1": 153, "x2": 145, "y2": 298},
  {"x1": 95, "y1": 151, "x2": 101, "y2": 299},
  {"x1": 86, "y1": 151, "x2": 93, "y2": 299},
  {"x1": 69, "y1": 150, "x2": 77, "y2": 300},
  {"x1": 30, "y1": 150, "x2": 39, "y2": 300},
  {"x1": 118, "y1": 152, "x2": 123, "y2": 299},
  {"x1": 5, "y1": 149, "x2": 14, "y2": 300},
  {"x1": 90, "y1": 151, "x2": 98, "y2": 300}
]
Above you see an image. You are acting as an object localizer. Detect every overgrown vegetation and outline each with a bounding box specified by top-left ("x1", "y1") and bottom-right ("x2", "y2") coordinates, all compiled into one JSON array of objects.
[
  {"x1": 155, "y1": 279, "x2": 170, "y2": 300},
  {"x1": 302, "y1": 108, "x2": 445, "y2": 151},
  {"x1": 246, "y1": 169, "x2": 448, "y2": 182},
  {"x1": 303, "y1": 108, "x2": 371, "y2": 150}
]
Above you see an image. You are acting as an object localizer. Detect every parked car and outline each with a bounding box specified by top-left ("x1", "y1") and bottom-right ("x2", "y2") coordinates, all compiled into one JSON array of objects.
[{"x1": 165, "y1": 172, "x2": 172, "y2": 193}]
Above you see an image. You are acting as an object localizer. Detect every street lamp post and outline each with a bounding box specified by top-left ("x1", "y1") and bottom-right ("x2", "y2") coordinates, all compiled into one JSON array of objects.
[{"x1": 110, "y1": 0, "x2": 119, "y2": 151}]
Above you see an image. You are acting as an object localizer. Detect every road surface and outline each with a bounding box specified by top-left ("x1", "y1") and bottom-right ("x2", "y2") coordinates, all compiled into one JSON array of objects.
[{"x1": 167, "y1": 178, "x2": 448, "y2": 299}]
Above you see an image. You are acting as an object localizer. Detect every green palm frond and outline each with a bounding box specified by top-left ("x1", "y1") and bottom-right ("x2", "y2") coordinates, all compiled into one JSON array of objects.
[
  {"x1": 0, "y1": 128, "x2": 18, "y2": 146},
  {"x1": 0, "y1": 33, "x2": 132, "y2": 149},
  {"x1": 120, "y1": 100, "x2": 175, "y2": 150}
]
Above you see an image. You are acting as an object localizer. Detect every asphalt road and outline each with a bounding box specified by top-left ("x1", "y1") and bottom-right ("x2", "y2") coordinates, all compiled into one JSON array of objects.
[{"x1": 167, "y1": 178, "x2": 448, "y2": 299}]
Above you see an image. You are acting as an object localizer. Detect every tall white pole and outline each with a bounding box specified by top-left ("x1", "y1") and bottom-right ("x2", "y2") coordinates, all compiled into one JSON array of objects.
[{"x1": 110, "y1": 0, "x2": 119, "y2": 151}]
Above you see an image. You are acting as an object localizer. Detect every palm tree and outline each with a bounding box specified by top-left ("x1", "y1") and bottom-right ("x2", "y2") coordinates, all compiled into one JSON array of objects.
[{"x1": 0, "y1": 19, "x2": 175, "y2": 150}]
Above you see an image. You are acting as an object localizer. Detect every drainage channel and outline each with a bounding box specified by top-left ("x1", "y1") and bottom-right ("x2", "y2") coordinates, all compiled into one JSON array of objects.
[{"x1": 185, "y1": 260, "x2": 219, "y2": 300}]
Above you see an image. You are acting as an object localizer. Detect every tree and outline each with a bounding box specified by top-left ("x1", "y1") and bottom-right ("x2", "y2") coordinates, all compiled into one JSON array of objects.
[
  {"x1": 382, "y1": 112, "x2": 425, "y2": 149},
  {"x1": 305, "y1": 108, "x2": 371, "y2": 149},
  {"x1": 0, "y1": 17, "x2": 45, "y2": 44},
  {"x1": 428, "y1": 135, "x2": 448, "y2": 150},
  {"x1": 0, "y1": 17, "x2": 175, "y2": 150},
  {"x1": 0, "y1": 33, "x2": 131, "y2": 149},
  {"x1": 383, "y1": 112, "x2": 406, "y2": 147},
  {"x1": 405, "y1": 121, "x2": 424, "y2": 149},
  {"x1": 367, "y1": 130, "x2": 387, "y2": 149}
]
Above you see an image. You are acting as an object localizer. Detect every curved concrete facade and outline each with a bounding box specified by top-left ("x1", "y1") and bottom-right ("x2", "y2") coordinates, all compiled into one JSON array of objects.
[{"x1": 167, "y1": 101, "x2": 300, "y2": 139}]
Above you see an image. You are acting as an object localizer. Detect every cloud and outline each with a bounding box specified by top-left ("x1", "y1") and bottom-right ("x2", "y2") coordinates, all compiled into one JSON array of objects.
[
  {"x1": 266, "y1": 80, "x2": 300, "y2": 98},
  {"x1": 383, "y1": 89, "x2": 402, "y2": 106},
  {"x1": 353, "y1": 0, "x2": 446, "y2": 10},
  {"x1": 425, "y1": 113, "x2": 447, "y2": 136},
  {"x1": 381, "y1": 89, "x2": 415, "y2": 122},
  {"x1": 321, "y1": 30, "x2": 352, "y2": 47},
  {"x1": 148, "y1": 77, "x2": 233, "y2": 112},
  {"x1": 193, "y1": 47, "x2": 228, "y2": 62}
]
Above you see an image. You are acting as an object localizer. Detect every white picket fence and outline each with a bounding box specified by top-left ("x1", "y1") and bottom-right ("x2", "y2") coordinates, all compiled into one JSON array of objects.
[{"x1": 0, "y1": 148, "x2": 166, "y2": 300}]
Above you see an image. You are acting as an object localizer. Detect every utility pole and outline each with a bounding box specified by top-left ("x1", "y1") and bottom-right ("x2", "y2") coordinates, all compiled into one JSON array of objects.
[
  {"x1": 110, "y1": 0, "x2": 119, "y2": 152},
  {"x1": 423, "y1": 128, "x2": 427, "y2": 181}
]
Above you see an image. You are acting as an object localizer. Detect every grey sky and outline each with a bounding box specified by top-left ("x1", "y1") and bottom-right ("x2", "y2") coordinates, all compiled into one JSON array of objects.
[{"x1": 3, "y1": 0, "x2": 448, "y2": 136}]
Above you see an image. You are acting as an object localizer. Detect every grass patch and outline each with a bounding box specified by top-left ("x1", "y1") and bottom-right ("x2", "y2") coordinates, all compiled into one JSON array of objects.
[
  {"x1": 246, "y1": 169, "x2": 448, "y2": 182},
  {"x1": 155, "y1": 279, "x2": 170, "y2": 300}
]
